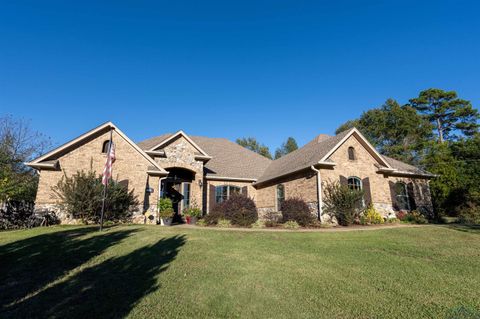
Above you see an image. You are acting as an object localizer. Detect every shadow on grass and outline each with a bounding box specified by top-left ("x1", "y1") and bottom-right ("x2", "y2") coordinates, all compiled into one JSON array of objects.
[
  {"x1": 2, "y1": 233, "x2": 186, "y2": 319},
  {"x1": 0, "y1": 226, "x2": 140, "y2": 311},
  {"x1": 445, "y1": 224, "x2": 480, "y2": 234}
]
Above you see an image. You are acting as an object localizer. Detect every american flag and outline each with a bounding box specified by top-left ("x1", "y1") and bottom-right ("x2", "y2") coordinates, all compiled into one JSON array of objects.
[{"x1": 101, "y1": 141, "x2": 116, "y2": 186}]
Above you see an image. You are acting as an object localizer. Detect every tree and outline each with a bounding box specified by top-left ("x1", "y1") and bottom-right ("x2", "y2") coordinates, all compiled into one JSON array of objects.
[
  {"x1": 0, "y1": 116, "x2": 51, "y2": 202},
  {"x1": 336, "y1": 99, "x2": 432, "y2": 164},
  {"x1": 409, "y1": 88, "x2": 479, "y2": 143},
  {"x1": 274, "y1": 137, "x2": 298, "y2": 159},
  {"x1": 236, "y1": 137, "x2": 272, "y2": 159},
  {"x1": 52, "y1": 168, "x2": 139, "y2": 223}
]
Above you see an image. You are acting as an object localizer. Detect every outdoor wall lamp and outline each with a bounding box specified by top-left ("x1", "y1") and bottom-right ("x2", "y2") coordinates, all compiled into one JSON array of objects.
[{"x1": 198, "y1": 179, "x2": 203, "y2": 188}]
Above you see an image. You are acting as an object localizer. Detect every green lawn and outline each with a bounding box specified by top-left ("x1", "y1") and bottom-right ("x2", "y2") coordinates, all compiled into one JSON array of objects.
[{"x1": 1, "y1": 225, "x2": 479, "y2": 319}]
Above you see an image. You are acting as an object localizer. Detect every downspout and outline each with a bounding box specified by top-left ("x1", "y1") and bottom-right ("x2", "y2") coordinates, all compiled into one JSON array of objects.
[{"x1": 311, "y1": 166, "x2": 323, "y2": 223}]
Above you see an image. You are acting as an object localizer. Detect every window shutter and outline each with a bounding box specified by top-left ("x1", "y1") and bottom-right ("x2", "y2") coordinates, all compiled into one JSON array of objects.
[
  {"x1": 407, "y1": 183, "x2": 417, "y2": 211},
  {"x1": 362, "y1": 177, "x2": 372, "y2": 206},
  {"x1": 241, "y1": 186, "x2": 248, "y2": 196},
  {"x1": 388, "y1": 181, "x2": 399, "y2": 211},
  {"x1": 339, "y1": 175, "x2": 348, "y2": 186},
  {"x1": 209, "y1": 184, "x2": 216, "y2": 212}
]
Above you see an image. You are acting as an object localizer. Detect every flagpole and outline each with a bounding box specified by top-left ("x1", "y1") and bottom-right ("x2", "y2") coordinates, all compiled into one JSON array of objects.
[{"x1": 100, "y1": 128, "x2": 113, "y2": 231}]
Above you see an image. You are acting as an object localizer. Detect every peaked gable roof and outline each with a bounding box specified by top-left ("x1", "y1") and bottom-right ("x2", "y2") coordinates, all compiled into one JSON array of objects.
[
  {"x1": 26, "y1": 122, "x2": 168, "y2": 175},
  {"x1": 138, "y1": 134, "x2": 272, "y2": 180},
  {"x1": 144, "y1": 130, "x2": 211, "y2": 158}
]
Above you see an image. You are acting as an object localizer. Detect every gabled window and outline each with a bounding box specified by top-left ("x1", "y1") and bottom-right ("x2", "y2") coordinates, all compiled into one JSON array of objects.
[
  {"x1": 394, "y1": 182, "x2": 410, "y2": 211},
  {"x1": 348, "y1": 146, "x2": 356, "y2": 160},
  {"x1": 347, "y1": 176, "x2": 362, "y2": 191},
  {"x1": 215, "y1": 185, "x2": 241, "y2": 203},
  {"x1": 276, "y1": 184, "x2": 285, "y2": 211},
  {"x1": 102, "y1": 140, "x2": 111, "y2": 153}
]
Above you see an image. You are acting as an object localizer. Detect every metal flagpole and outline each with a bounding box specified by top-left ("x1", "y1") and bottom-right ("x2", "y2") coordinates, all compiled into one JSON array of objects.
[{"x1": 100, "y1": 128, "x2": 113, "y2": 231}]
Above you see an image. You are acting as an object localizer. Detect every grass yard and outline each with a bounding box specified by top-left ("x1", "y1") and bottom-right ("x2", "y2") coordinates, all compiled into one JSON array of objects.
[{"x1": 1, "y1": 225, "x2": 479, "y2": 319}]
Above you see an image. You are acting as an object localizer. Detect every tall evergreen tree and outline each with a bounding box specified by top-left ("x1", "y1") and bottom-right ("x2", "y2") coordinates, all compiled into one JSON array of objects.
[
  {"x1": 274, "y1": 137, "x2": 298, "y2": 159},
  {"x1": 236, "y1": 137, "x2": 272, "y2": 159},
  {"x1": 409, "y1": 88, "x2": 479, "y2": 143}
]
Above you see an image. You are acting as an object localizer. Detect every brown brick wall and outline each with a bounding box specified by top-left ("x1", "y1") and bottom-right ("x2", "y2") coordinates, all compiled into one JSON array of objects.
[{"x1": 35, "y1": 130, "x2": 159, "y2": 222}]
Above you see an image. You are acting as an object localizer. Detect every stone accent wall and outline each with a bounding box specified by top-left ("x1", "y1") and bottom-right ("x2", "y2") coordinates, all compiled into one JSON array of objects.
[
  {"x1": 153, "y1": 136, "x2": 204, "y2": 209},
  {"x1": 35, "y1": 129, "x2": 159, "y2": 224}
]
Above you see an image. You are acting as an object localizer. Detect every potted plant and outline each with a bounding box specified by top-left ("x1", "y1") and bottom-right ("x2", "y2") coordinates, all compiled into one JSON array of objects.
[
  {"x1": 158, "y1": 198, "x2": 174, "y2": 226},
  {"x1": 183, "y1": 206, "x2": 203, "y2": 225}
]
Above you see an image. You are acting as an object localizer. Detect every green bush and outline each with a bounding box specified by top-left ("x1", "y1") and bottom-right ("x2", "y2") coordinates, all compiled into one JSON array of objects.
[
  {"x1": 283, "y1": 220, "x2": 300, "y2": 229},
  {"x1": 183, "y1": 206, "x2": 202, "y2": 218},
  {"x1": 360, "y1": 205, "x2": 384, "y2": 225},
  {"x1": 158, "y1": 198, "x2": 174, "y2": 219},
  {"x1": 403, "y1": 210, "x2": 428, "y2": 224},
  {"x1": 323, "y1": 181, "x2": 364, "y2": 226},
  {"x1": 457, "y1": 201, "x2": 480, "y2": 225},
  {"x1": 251, "y1": 220, "x2": 265, "y2": 228},
  {"x1": 217, "y1": 218, "x2": 231, "y2": 228},
  {"x1": 196, "y1": 219, "x2": 207, "y2": 227},
  {"x1": 53, "y1": 169, "x2": 139, "y2": 223},
  {"x1": 209, "y1": 194, "x2": 258, "y2": 227},
  {"x1": 280, "y1": 198, "x2": 313, "y2": 226}
]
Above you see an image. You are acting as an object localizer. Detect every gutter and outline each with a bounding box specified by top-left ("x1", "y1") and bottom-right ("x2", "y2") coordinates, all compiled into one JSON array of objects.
[{"x1": 310, "y1": 166, "x2": 323, "y2": 223}]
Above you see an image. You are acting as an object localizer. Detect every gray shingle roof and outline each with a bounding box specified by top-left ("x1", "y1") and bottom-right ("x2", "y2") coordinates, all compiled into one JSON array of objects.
[
  {"x1": 255, "y1": 129, "x2": 353, "y2": 183},
  {"x1": 137, "y1": 128, "x2": 432, "y2": 182},
  {"x1": 137, "y1": 134, "x2": 272, "y2": 180},
  {"x1": 382, "y1": 155, "x2": 433, "y2": 176}
]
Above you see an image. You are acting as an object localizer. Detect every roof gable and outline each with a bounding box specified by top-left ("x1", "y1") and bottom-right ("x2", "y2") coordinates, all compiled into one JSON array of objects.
[
  {"x1": 146, "y1": 130, "x2": 211, "y2": 158},
  {"x1": 26, "y1": 122, "x2": 167, "y2": 174},
  {"x1": 321, "y1": 128, "x2": 392, "y2": 168}
]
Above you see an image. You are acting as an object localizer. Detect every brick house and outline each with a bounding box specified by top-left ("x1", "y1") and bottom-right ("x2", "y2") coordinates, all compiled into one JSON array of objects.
[{"x1": 26, "y1": 122, "x2": 434, "y2": 224}]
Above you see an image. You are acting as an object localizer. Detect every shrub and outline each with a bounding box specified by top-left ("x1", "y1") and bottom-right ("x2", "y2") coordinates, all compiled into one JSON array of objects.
[
  {"x1": 210, "y1": 194, "x2": 258, "y2": 227},
  {"x1": 403, "y1": 210, "x2": 428, "y2": 224},
  {"x1": 196, "y1": 219, "x2": 207, "y2": 227},
  {"x1": 457, "y1": 201, "x2": 480, "y2": 225},
  {"x1": 264, "y1": 211, "x2": 281, "y2": 227},
  {"x1": 283, "y1": 220, "x2": 300, "y2": 229},
  {"x1": 204, "y1": 209, "x2": 223, "y2": 225},
  {"x1": 217, "y1": 218, "x2": 231, "y2": 228},
  {"x1": 396, "y1": 211, "x2": 408, "y2": 221},
  {"x1": 360, "y1": 205, "x2": 384, "y2": 225},
  {"x1": 183, "y1": 206, "x2": 202, "y2": 218},
  {"x1": 53, "y1": 169, "x2": 138, "y2": 223},
  {"x1": 323, "y1": 181, "x2": 364, "y2": 226},
  {"x1": 387, "y1": 218, "x2": 399, "y2": 223},
  {"x1": 280, "y1": 198, "x2": 313, "y2": 226},
  {"x1": 157, "y1": 198, "x2": 174, "y2": 219},
  {"x1": 251, "y1": 220, "x2": 265, "y2": 229}
]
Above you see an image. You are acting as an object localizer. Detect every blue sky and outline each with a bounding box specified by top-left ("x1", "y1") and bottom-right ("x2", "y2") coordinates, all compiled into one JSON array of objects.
[{"x1": 1, "y1": 1, "x2": 479, "y2": 151}]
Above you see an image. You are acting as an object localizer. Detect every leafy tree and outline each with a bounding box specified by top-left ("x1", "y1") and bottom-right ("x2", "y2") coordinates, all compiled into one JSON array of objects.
[
  {"x1": 336, "y1": 99, "x2": 432, "y2": 164},
  {"x1": 323, "y1": 181, "x2": 364, "y2": 226},
  {"x1": 274, "y1": 137, "x2": 298, "y2": 159},
  {"x1": 53, "y1": 168, "x2": 139, "y2": 223},
  {"x1": 409, "y1": 88, "x2": 479, "y2": 143},
  {"x1": 236, "y1": 137, "x2": 272, "y2": 159},
  {"x1": 0, "y1": 116, "x2": 50, "y2": 202}
]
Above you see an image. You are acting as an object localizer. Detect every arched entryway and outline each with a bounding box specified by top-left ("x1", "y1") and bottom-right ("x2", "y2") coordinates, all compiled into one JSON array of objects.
[{"x1": 160, "y1": 167, "x2": 195, "y2": 223}]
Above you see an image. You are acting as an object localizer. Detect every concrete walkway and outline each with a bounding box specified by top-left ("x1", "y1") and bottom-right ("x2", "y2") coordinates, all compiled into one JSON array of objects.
[{"x1": 174, "y1": 223, "x2": 424, "y2": 233}]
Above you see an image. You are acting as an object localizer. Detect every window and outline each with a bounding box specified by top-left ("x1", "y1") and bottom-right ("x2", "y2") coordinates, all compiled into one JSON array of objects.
[
  {"x1": 347, "y1": 177, "x2": 362, "y2": 191},
  {"x1": 102, "y1": 140, "x2": 111, "y2": 153},
  {"x1": 215, "y1": 185, "x2": 241, "y2": 203},
  {"x1": 276, "y1": 184, "x2": 285, "y2": 210},
  {"x1": 183, "y1": 183, "x2": 191, "y2": 208},
  {"x1": 394, "y1": 182, "x2": 410, "y2": 211},
  {"x1": 348, "y1": 146, "x2": 356, "y2": 160}
]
